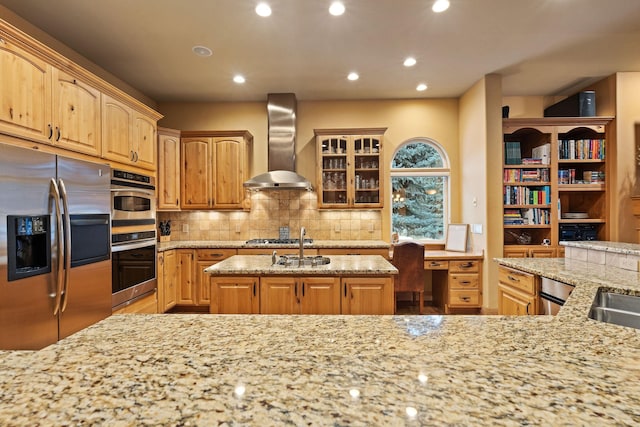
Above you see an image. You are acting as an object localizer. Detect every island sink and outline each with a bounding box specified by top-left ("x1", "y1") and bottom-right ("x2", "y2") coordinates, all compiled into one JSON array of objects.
[
  {"x1": 588, "y1": 288, "x2": 640, "y2": 330},
  {"x1": 276, "y1": 255, "x2": 331, "y2": 267}
]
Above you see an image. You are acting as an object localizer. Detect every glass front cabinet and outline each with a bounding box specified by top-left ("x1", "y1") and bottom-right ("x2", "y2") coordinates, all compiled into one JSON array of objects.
[{"x1": 314, "y1": 128, "x2": 386, "y2": 209}]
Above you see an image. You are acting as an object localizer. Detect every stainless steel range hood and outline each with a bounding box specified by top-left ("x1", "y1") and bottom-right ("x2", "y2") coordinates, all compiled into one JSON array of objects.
[{"x1": 243, "y1": 93, "x2": 312, "y2": 190}]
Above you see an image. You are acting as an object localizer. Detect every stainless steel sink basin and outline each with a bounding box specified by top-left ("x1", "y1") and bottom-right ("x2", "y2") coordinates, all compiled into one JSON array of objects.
[
  {"x1": 588, "y1": 288, "x2": 640, "y2": 330},
  {"x1": 276, "y1": 255, "x2": 331, "y2": 267}
]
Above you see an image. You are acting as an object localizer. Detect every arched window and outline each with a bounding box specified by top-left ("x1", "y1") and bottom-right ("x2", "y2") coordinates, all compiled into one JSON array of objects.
[{"x1": 391, "y1": 139, "x2": 450, "y2": 242}]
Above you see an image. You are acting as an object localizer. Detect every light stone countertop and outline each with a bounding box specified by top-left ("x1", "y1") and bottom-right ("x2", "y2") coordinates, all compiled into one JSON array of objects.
[
  {"x1": 0, "y1": 257, "x2": 638, "y2": 425},
  {"x1": 561, "y1": 240, "x2": 640, "y2": 256},
  {"x1": 158, "y1": 239, "x2": 390, "y2": 252},
  {"x1": 205, "y1": 255, "x2": 398, "y2": 275}
]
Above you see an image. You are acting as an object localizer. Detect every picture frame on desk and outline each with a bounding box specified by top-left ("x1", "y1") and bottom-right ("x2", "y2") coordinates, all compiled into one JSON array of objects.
[{"x1": 445, "y1": 224, "x2": 468, "y2": 252}]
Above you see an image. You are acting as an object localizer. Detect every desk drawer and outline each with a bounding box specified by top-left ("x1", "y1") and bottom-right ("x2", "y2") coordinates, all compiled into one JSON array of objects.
[
  {"x1": 449, "y1": 289, "x2": 480, "y2": 307},
  {"x1": 449, "y1": 260, "x2": 480, "y2": 273},
  {"x1": 498, "y1": 265, "x2": 536, "y2": 295},
  {"x1": 449, "y1": 273, "x2": 479, "y2": 289},
  {"x1": 424, "y1": 260, "x2": 449, "y2": 270}
]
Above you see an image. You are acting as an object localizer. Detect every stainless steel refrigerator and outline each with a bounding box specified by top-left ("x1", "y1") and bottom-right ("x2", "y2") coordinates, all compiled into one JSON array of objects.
[{"x1": 0, "y1": 142, "x2": 112, "y2": 350}]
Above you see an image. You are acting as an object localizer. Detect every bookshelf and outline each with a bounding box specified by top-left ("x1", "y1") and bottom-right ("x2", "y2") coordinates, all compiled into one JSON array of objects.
[{"x1": 502, "y1": 117, "x2": 613, "y2": 258}]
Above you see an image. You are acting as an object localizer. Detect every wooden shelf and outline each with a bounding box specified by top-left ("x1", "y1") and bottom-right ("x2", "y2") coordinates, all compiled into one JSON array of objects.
[
  {"x1": 504, "y1": 181, "x2": 551, "y2": 186},
  {"x1": 558, "y1": 184, "x2": 605, "y2": 191},
  {"x1": 558, "y1": 159, "x2": 605, "y2": 164},
  {"x1": 558, "y1": 218, "x2": 605, "y2": 224},
  {"x1": 504, "y1": 204, "x2": 551, "y2": 209},
  {"x1": 503, "y1": 164, "x2": 551, "y2": 169},
  {"x1": 504, "y1": 224, "x2": 551, "y2": 229}
]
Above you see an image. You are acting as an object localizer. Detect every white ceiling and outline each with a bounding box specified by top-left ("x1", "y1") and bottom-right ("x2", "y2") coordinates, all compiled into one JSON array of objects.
[{"x1": 2, "y1": 0, "x2": 640, "y2": 102}]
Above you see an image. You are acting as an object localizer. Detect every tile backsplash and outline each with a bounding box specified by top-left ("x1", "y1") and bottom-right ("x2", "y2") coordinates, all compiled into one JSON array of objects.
[{"x1": 157, "y1": 190, "x2": 382, "y2": 241}]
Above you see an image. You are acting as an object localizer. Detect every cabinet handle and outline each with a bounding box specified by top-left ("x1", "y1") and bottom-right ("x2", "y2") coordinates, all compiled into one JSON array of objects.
[
  {"x1": 461, "y1": 296, "x2": 471, "y2": 302},
  {"x1": 176, "y1": 198, "x2": 179, "y2": 205},
  {"x1": 56, "y1": 127, "x2": 61, "y2": 141},
  {"x1": 526, "y1": 302, "x2": 531, "y2": 315},
  {"x1": 130, "y1": 150, "x2": 135, "y2": 161},
  {"x1": 460, "y1": 281, "x2": 471, "y2": 285},
  {"x1": 460, "y1": 262, "x2": 473, "y2": 268},
  {"x1": 430, "y1": 262, "x2": 441, "y2": 267},
  {"x1": 344, "y1": 283, "x2": 347, "y2": 297},
  {"x1": 295, "y1": 282, "x2": 298, "y2": 297},
  {"x1": 134, "y1": 151, "x2": 139, "y2": 162},
  {"x1": 507, "y1": 275, "x2": 520, "y2": 282},
  {"x1": 302, "y1": 282, "x2": 305, "y2": 297},
  {"x1": 48, "y1": 124, "x2": 53, "y2": 139},
  {"x1": 253, "y1": 282, "x2": 256, "y2": 296}
]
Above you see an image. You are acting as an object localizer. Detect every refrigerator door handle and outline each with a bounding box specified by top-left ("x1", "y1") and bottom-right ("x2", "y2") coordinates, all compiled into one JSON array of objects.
[
  {"x1": 50, "y1": 178, "x2": 65, "y2": 316},
  {"x1": 58, "y1": 178, "x2": 72, "y2": 313}
]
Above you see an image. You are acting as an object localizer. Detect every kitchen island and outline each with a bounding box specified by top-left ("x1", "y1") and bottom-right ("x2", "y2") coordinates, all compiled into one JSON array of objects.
[{"x1": 205, "y1": 255, "x2": 398, "y2": 314}]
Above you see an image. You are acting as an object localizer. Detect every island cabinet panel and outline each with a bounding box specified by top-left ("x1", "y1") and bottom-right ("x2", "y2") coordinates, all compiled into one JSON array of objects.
[
  {"x1": 260, "y1": 277, "x2": 299, "y2": 314},
  {"x1": 210, "y1": 277, "x2": 259, "y2": 314},
  {"x1": 341, "y1": 277, "x2": 394, "y2": 315},
  {"x1": 299, "y1": 277, "x2": 341, "y2": 314}
]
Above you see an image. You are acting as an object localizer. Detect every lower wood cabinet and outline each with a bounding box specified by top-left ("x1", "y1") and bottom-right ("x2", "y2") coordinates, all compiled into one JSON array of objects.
[
  {"x1": 260, "y1": 276, "x2": 341, "y2": 314},
  {"x1": 210, "y1": 277, "x2": 259, "y2": 314},
  {"x1": 341, "y1": 277, "x2": 394, "y2": 315},
  {"x1": 157, "y1": 250, "x2": 177, "y2": 313},
  {"x1": 175, "y1": 248, "x2": 236, "y2": 308},
  {"x1": 497, "y1": 265, "x2": 538, "y2": 315},
  {"x1": 504, "y1": 246, "x2": 558, "y2": 258},
  {"x1": 447, "y1": 260, "x2": 482, "y2": 310}
]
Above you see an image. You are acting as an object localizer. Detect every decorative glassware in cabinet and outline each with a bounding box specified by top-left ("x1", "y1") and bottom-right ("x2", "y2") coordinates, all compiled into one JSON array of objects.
[
  {"x1": 354, "y1": 137, "x2": 381, "y2": 205},
  {"x1": 321, "y1": 137, "x2": 348, "y2": 206}
]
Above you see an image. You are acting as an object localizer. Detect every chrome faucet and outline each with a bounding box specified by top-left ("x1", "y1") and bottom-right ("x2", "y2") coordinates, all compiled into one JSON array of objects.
[{"x1": 299, "y1": 226, "x2": 306, "y2": 262}]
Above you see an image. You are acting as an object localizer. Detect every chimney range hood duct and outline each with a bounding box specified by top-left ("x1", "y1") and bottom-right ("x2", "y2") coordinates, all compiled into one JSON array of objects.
[{"x1": 243, "y1": 93, "x2": 312, "y2": 190}]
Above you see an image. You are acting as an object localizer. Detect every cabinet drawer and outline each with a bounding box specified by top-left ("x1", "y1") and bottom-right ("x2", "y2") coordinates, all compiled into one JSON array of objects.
[
  {"x1": 448, "y1": 290, "x2": 480, "y2": 307},
  {"x1": 197, "y1": 248, "x2": 236, "y2": 261},
  {"x1": 449, "y1": 273, "x2": 479, "y2": 289},
  {"x1": 424, "y1": 260, "x2": 449, "y2": 270},
  {"x1": 498, "y1": 265, "x2": 536, "y2": 295},
  {"x1": 449, "y1": 260, "x2": 479, "y2": 273}
]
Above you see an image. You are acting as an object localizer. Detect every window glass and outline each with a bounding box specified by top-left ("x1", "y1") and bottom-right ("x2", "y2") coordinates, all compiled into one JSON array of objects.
[{"x1": 391, "y1": 140, "x2": 449, "y2": 242}]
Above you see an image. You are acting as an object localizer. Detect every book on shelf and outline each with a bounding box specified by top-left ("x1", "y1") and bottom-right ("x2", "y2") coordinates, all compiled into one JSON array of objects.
[
  {"x1": 504, "y1": 141, "x2": 521, "y2": 165},
  {"x1": 503, "y1": 207, "x2": 550, "y2": 225},
  {"x1": 558, "y1": 138, "x2": 605, "y2": 160},
  {"x1": 504, "y1": 185, "x2": 551, "y2": 205},
  {"x1": 531, "y1": 143, "x2": 551, "y2": 165}
]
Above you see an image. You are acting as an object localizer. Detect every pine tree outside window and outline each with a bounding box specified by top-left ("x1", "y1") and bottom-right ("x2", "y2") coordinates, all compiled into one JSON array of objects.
[{"x1": 391, "y1": 140, "x2": 449, "y2": 242}]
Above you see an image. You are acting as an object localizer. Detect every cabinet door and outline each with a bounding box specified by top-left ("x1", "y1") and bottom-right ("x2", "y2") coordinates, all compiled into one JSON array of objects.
[
  {"x1": 210, "y1": 277, "x2": 259, "y2": 314},
  {"x1": 196, "y1": 259, "x2": 214, "y2": 306},
  {"x1": 212, "y1": 137, "x2": 244, "y2": 208},
  {"x1": 317, "y1": 135, "x2": 349, "y2": 208},
  {"x1": 260, "y1": 276, "x2": 299, "y2": 314},
  {"x1": 181, "y1": 138, "x2": 212, "y2": 209},
  {"x1": 498, "y1": 284, "x2": 536, "y2": 315},
  {"x1": 132, "y1": 111, "x2": 156, "y2": 170},
  {"x1": 530, "y1": 247, "x2": 556, "y2": 258},
  {"x1": 52, "y1": 68, "x2": 101, "y2": 156},
  {"x1": 341, "y1": 277, "x2": 394, "y2": 314},
  {"x1": 157, "y1": 130, "x2": 181, "y2": 210},
  {"x1": 352, "y1": 135, "x2": 383, "y2": 208},
  {"x1": 0, "y1": 37, "x2": 52, "y2": 142},
  {"x1": 176, "y1": 250, "x2": 195, "y2": 305},
  {"x1": 300, "y1": 277, "x2": 341, "y2": 314},
  {"x1": 163, "y1": 250, "x2": 177, "y2": 311},
  {"x1": 157, "y1": 252, "x2": 165, "y2": 312},
  {"x1": 102, "y1": 94, "x2": 132, "y2": 164}
]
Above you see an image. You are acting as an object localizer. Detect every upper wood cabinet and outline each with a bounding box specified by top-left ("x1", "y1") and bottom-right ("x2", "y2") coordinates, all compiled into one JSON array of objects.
[
  {"x1": 0, "y1": 35, "x2": 52, "y2": 142},
  {"x1": 180, "y1": 131, "x2": 252, "y2": 210},
  {"x1": 157, "y1": 127, "x2": 181, "y2": 210},
  {"x1": 52, "y1": 68, "x2": 101, "y2": 156},
  {"x1": 0, "y1": 38, "x2": 101, "y2": 156},
  {"x1": 102, "y1": 94, "x2": 157, "y2": 170},
  {"x1": 315, "y1": 128, "x2": 386, "y2": 209}
]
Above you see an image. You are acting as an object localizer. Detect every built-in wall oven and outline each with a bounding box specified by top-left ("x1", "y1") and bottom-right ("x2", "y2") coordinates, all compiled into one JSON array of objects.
[{"x1": 110, "y1": 170, "x2": 157, "y2": 311}]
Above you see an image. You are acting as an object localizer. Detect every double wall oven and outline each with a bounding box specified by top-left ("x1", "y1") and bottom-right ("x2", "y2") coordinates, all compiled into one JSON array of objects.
[{"x1": 110, "y1": 169, "x2": 157, "y2": 311}]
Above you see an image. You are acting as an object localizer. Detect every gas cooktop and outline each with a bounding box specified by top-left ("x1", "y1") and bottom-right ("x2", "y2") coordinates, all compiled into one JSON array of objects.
[{"x1": 245, "y1": 238, "x2": 314, "y2": 245}]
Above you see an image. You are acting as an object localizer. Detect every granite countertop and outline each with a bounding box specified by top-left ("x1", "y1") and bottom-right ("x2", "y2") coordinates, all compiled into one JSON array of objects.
[
  {"x1": 205, "y1": 255, "x2": 398, "y2": 275},
  {"x1": 0, "y1": 258, "x2": 638, "y2": 424},
  {"x1": 158, "y1": 239, "x2": 390, "y2": 252}
]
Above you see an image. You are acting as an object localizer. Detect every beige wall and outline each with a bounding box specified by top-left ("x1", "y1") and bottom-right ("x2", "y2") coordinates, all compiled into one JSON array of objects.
[
  {"x1": 459, "y1": 74, "x2": 502, "y2": 310},
  {"x1": 158, "y1": 98, "x2": 460, "y2": 242}
]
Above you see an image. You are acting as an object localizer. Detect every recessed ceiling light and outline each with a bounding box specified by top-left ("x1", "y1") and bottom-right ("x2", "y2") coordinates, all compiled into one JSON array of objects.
[
  {"x1": 432, "y1": 0, "x2": 450, "y2": 13},
  {"x1": 233, "y1": 75, "x2": 246, "y2": 84},
  {"x1": 329, "y1": 2, "x2": 345, "y2": 16},
  {"x1": 255, "y1": 2, "x2": 272, "y2": 17},
  {"x1": 347, "y1": 72, "x2": 359, "y2": 81},
  {"x1": 192, "y1": 45, "x2": 212, "y2": 57},
  {"x1": 403, "y1": 57, "x2": 417, "y2": 67},
  {"x1": 416, "y1": 83, "x2": 428, "y2": 91}
]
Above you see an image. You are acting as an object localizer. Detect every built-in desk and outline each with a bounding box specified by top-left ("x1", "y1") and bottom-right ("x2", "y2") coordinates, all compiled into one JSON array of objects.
[{"x1": 423, "y1": 251, "x2": 484, "y2": 314}]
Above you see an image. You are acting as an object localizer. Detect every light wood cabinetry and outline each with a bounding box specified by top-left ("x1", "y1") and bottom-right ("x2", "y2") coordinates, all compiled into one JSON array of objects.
[
  {"x1": 497, "y1": 265, "x2": 538, "y2": 315},
  {"x1": 157, "y1": 127, "x2": 181, "y2": 210},
  {"x1": 210, "y1": 277, "x2": 259, "y2": 314},
  {"x1": 341, "y1": 277, "x2": 394, "y2": 314},
  {"x1": 260, "y1": 276, "x2": 341, "y2": 314},
  {"x1": 102, "y1": 94, "x2": 157, "y2": 170},
  {"x1": 180, "y1": 131, "x2": 252, "y2": 210},
  {"x1": 447, "y1": 260, "x2": 482, "y2": 310},
  {"x1": 502, "y1": 117, "x2": 612, "y2": 256},
  {"x1": 314, "y1": 128, "x2": 386, "y2": 209},
  {"x1": 157, "y1": 250, "x2": 177, "y2": 313},
  {"x1": 176, "y1": 248, "x2": 236, "y2": 308}
]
